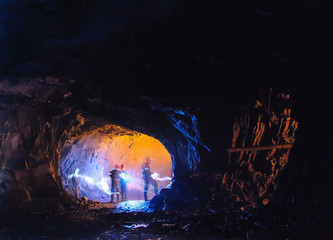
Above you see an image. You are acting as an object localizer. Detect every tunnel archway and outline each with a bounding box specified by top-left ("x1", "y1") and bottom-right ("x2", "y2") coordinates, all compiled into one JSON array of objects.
[{"x1": 59, "y1": 124, "x2": 173, "y2": 202}]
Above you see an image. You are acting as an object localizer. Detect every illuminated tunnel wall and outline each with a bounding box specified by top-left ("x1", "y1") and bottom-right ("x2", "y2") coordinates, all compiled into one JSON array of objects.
[
  {"x1": 0, "y1": 78, "x2": 207, "y2": 209},
  {"x1": 59, "y1": 125, "x2": 172, "y2": 202}
]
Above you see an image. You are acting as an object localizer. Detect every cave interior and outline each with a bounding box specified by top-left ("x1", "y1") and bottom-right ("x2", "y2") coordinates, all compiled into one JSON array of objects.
[{"x1": 1, "y1": 0, "x2": 333, "y2": 239}]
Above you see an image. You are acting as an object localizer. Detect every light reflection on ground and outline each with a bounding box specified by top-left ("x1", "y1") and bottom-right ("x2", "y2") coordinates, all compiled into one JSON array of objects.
[
  {"x1": 87, "y1": 200, "x2": 152, "y2": 213},
  {"x1": 114, "y1": 200, "x2": 153, "y2": 213}
]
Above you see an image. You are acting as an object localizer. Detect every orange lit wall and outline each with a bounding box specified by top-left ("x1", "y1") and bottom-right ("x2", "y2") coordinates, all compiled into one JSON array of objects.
[
  {"x1": 104, "y1": 134, "x2": 172, "y2": 200},
  {"x1": 60, "y1": 125, "x2": 172, "y2": 201}
]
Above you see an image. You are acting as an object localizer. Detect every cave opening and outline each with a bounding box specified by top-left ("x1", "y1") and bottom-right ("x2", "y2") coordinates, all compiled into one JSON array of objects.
[{"x1": 59, "y1": 124, "x2": 173, "y2": 203}]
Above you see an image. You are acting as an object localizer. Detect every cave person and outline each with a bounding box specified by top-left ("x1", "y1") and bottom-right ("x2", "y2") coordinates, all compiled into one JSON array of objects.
[
  {"x1": 120, "y1": 164, "x2": 127, "y2": 201},
  {"x1": 141, "y1": 157, "x2": 158, "y2": 201},
  {"x1": 109, "y1": 164, "x2": 121, "y2": 203}
]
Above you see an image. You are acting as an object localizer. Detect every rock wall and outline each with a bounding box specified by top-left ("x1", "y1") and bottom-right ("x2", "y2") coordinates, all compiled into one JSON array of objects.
[
  {"x1": 223, "y1": 90, "x2": 298, "y2": 207},
  {"x1": 0, "y1": 77, "x2": 206, "y2": 209}
]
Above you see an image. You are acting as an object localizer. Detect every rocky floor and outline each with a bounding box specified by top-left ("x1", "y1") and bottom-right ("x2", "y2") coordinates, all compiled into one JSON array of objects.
[{"x1": 0, "y1": 199, "x2": 309, "y2": 240}]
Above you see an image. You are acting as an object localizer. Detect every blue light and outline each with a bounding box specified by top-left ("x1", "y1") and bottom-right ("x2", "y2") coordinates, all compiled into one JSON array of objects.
[
  {"x1": 151, "y1": 172, "x2": 172, "y2": 181},
  {"x1": 168, "y1": 109, "x2": 211, "y2": 170},
  {"x1": 120, "y1": 172, "x2": 129, "y2": 181},
  {"x1": 68, "y1": 168, "x2": 111, "y2": 195}
]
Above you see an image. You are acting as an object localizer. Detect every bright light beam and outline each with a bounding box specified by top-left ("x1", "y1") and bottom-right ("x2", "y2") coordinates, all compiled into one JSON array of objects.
[
  {"x1": 68, "y1": 168, "x2": 111, "y2": 195},
  {"x1": 67, "y1": 169, "x2": 171, "y2": 200},
  {"x1": 151, "y1": 172, "x2": 172, "y2": 181}
]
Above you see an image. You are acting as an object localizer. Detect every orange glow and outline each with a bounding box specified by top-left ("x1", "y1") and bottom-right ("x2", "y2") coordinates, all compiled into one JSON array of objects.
[
  {"x1": 61, "y1": 124, "x2": 172, "y2": 201},
  {"x1": 104, "y1": 133, "x2": 173, "y2": 199}
]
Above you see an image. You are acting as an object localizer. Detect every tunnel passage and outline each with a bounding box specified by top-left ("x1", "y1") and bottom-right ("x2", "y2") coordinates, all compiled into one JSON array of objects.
[
  {"x1": 0, "y1": 77, "x2": 206, "y2": 210},
  {"x1": 59, "y1": 124, "x2": 172, "y2": 202}
]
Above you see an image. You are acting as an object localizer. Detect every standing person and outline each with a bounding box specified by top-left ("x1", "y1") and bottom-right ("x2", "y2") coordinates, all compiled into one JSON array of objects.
[
  {"x1": 120, "y1": 164, "x2": 127, "y2": 201},
  {"x1": 109, "y1": 164, "x2": 121, "y2": 203},
  {"x1": 141, "y1": 157, "x2": 158, "y2": 201}
]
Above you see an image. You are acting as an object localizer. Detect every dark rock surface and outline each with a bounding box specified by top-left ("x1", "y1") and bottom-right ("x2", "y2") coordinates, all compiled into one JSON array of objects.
[
  {"x1": 1, "y1": 0, "x2": 333, "y2": 239},
  {"x1": 0, "y1": 77, "x2": 209, "y2": 207}
]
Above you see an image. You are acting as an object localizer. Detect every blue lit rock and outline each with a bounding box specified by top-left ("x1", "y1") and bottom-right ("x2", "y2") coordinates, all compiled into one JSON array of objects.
[{"x1": 0, "y1": 77, "x2": 206, "y2": 207}]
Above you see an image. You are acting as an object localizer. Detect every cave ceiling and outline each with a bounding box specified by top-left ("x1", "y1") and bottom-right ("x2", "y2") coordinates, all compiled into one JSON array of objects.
[{"x1": 0, "y1": 0, "x2": 332, "y2": 211}]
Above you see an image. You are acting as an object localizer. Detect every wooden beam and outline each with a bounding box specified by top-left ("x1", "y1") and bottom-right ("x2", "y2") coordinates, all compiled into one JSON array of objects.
[{"x1": 227, "y1": 144, "x2": 293, "y2": 153}]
